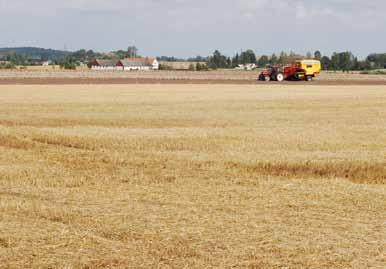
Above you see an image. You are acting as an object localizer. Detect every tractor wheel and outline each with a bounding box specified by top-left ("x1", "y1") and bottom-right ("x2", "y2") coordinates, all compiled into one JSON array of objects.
[
  {"x1": 264, "y1": 76, "x2": 271, "y2": 82},
  {"x1": 306, "y1": 75, "x2": 313, "y2": 82},
  {"x1": 276, "y1": 73, "x2": 284, "y2": 82}
]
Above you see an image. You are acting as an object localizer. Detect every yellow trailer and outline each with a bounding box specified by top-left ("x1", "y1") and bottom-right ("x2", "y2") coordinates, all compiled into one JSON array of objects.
[{"x1": 296, "y1": 60, "x2": 321, "y2": 81}]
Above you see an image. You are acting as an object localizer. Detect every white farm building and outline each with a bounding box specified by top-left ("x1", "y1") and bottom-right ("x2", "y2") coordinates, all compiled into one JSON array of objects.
[
  {"x1": 90, "y1": 58, "x2": 159, "y2": 71},
  {"x1": 117, "y1": 58, "x2": 159, "y2": 71}
]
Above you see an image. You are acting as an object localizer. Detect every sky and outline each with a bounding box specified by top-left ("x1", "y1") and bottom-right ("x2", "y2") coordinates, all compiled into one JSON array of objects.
[{"x1": 0, "y1": 0, "x2": 385, "y2": 58}]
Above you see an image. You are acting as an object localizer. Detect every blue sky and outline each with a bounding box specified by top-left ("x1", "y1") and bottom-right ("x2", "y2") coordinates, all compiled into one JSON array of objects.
[{"x1": 0, "y1": 0, "x2": 384, "y2": 58}]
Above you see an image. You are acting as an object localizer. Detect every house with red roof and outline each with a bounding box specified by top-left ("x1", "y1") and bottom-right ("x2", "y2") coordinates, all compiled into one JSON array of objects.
[{"x1": 89, "y1": 59, "x2": 119, "y2": 70}]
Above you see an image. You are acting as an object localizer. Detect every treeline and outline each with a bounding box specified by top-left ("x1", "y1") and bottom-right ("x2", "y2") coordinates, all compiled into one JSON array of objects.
[
  {"x1": 1, "y1": 45, "x2": 386, "y2": 71},
  {"x1": 0, "y1": 47, "x2": 71, "y2": 69},
  {"x1": 205, "y1": 50, "x2": 386, "y2": 71},
  {"x1": 55, "y1": 47, "x2": 141, "y2": 69},
  {"x1": 0, "y1": 47, "x2": 69, "y2": 61},
  {"x1": 0, "y1": 46, "x2": 141, "y2": 69},
  {"x1": 1, "y1": 52, "x2": 67, "y2": 68}
]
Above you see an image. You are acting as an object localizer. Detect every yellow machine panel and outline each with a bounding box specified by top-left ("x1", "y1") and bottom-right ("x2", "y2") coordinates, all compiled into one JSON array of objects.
[{"x1": 297, "y1": 60, "x2": 321, "y2": 76}]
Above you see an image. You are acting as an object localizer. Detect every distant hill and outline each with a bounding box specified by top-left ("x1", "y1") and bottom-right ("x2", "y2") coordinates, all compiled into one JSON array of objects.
[{"x1": 0, "y1": 47, "x2": 70, "y2": 60}]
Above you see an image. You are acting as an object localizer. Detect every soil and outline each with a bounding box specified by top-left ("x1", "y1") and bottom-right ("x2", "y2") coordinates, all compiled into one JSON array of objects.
[{"x1": 1, "y1": 77, "x2": 386, "y2": 85}]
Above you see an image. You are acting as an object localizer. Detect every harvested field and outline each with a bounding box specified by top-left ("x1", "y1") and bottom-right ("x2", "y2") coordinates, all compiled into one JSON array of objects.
[
  {"x1": 0, "y1": 84, "x2": 385, "y2": 268},
  {"x1": 1, "y1": 70, "x2": 386, "y2": 85}
]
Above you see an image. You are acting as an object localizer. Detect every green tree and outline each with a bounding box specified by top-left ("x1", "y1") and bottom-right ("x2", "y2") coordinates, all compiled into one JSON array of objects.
[
  {"x1": 207, "y1": 50, "x2": 228, "y2": 69},
  {"x1": 226, "y1": 57, "x2": 232, "y2": 67},
  {"x1": 86, "y1": 50, "x2": 97, "y2": 59},
  {"x1": 314, "y1": 50, "x2": 322, "y2": 60},
  {"x1": 330, "y1": 52, "x2": 339, "y2": 70},
  {"x1": 115, "y1": 50, "x2": 128, "y2": 59},
  {"x1": 330, "y1": 51, "x2": 356, "y2": 71},
  {"x1": 232, "y1": 53, "x2": 240, "y2": 67},
  {"x1": 321, "y1": 56, "x2": 331, "y2": 70},
  {"x1": 240, "y1": 49, "x2": 257, "y2": 64},
  {"x1": 257, "y1": 55, "x2": 269, "y2": 67},
  {"x1": 7, "y1": 52, "x2": 27, "y2": 65},
  {"x1": 72, "y1": 49, "x2": 87, "y2": 61},
  {"x1": 278, "y1": 51, "x2": 288, "y2": 64},
  {"x1": 287, "y1": 51, "x2": 301, "y2": 63},
  {"x1": 366, "y1": 53, "x2": 386, "y2": 69},
  {"x1": 59, "y1": 56, "x2": 77, "y2": 70},
  {"x1": 270, "y1": 54, "x2": 278, "y2": 65}
]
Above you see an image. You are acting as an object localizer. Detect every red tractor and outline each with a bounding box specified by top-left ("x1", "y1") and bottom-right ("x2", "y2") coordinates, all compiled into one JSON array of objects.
[{"x1": 258, "y1": 60, "x2": 321, "y2": 82}]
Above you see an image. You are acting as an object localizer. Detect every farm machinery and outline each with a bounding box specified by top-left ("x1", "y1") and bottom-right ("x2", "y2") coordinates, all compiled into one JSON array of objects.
[{"x1": 258, "y1": 60, "x2": 321, "y2": 82}]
